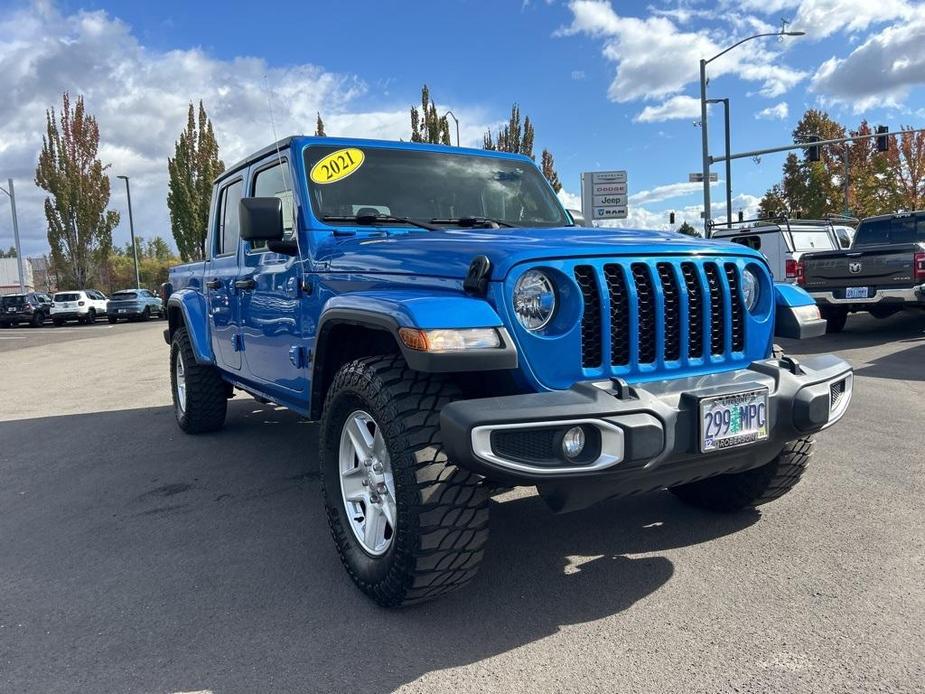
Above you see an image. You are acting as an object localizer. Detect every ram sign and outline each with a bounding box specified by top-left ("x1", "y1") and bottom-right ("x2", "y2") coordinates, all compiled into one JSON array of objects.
[{"x1": 581, "y1": 171, "x2": 629, "y2": 222}]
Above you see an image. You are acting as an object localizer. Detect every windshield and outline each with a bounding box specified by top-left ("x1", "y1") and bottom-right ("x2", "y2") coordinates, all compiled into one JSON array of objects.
[
  {"x1": 111, "y1": 292, "x2": 138, "y2": 300},
  {"x1": 855, "y1": 214, "x2": 923, "y2": 246},
  {"x1": 790, "y1": 229, "x2": 836, "y2": 252},
  {"x1": 54, "y1": 293, "x2": 79, "y2": 302},
  {"x1": 304, "y1": 146, "x2": 569, "y2": 228}
]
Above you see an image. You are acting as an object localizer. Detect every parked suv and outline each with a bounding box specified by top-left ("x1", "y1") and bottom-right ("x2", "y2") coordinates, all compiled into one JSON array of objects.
[
  {"x1": 712, "y1": 217, "x2": 854, "y2": 285},
  {"x1": 50, "y1": 290, "x2": 108, "y2": 325},
  {"x1": 0, "y1": 292, "x2": 52, "y2": 327},
  {"x1": 164, "y1": 136, "x2": 851, "y2": 607},
  {"x1": 107, "y1": 288, "x2": 165, "y2": 323}
]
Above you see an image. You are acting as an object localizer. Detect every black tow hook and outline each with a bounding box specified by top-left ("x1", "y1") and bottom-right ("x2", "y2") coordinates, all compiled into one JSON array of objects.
[{"x1": 610, "y1": 377, "x2": 639, "y2": 400}]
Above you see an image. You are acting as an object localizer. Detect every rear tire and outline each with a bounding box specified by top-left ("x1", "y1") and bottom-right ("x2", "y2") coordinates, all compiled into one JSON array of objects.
[
  {"x1": 320, "y1": 355, "x2": 489, "y2": 607},
  {"x1": 170, "y1": 327, "x2": 227, "y2": 434},
  {"x1": 670, "y1": 437, "x2": 815, "y2": 512},
  {"x1": 52, "y1": 317, "x2": 64, "y2": 327},
  {"x1": 821, "y1": 307, "x2": 847, "y2": 333},
  {"x1": 108, "y1": 316, "x2": 118, "y2": 324}
]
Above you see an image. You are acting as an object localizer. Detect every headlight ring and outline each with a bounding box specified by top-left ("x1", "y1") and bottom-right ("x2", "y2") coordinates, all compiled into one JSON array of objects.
[{"x1": 513, "y1": 270, "x2": 557, "y2": 332}]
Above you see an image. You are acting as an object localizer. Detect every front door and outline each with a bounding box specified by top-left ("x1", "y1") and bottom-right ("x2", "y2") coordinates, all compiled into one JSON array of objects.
[
  {"x1": 207, "y1": 178, "x2": 244, "y2": 371},
  {"x1": 238, "y1": 158, "x2": 307, "y2": 397}
]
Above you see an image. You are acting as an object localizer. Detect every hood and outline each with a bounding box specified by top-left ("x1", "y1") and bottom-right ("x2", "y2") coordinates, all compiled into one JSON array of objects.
[{"x1": 315, "y1": 226, "x2": 762, "y2": 279}]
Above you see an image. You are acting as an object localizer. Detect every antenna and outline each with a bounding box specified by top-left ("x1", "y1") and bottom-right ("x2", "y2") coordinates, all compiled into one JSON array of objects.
[{"x1": 262, "y1": 73, "x2": 302, "y2": 259}]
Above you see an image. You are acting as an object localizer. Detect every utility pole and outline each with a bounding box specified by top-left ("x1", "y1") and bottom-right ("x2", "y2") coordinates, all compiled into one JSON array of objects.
[
  {"x1": 117, "y1": 175, "x2": 141, "y2": 289},
  {"x1": 707, "y1": 98, "x2": 732, "y2": 224},
  {"x1": 0, "y1": 178, "x2": 25, "y2": 292},
  {"x1": 843, "y1": 144, "x2": 850, "y2": 216},
  {"x1": 699, "y1": 22, "x2": 805, "y2": 234}
]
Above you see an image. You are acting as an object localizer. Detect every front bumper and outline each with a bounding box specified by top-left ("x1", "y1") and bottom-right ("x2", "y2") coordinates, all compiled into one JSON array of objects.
[
  {"x1": 441, "y1": 354, "x2": 852, "y2": 513},
  {"x1": 809, "y1": 285, "x2": 925, "y2": 307}
]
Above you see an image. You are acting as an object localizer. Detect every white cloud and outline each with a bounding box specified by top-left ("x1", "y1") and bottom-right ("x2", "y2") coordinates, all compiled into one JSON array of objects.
[
  {"x1": 571, "y1": 70, "x2": 587, "y2": 80},
  {"x1": 811, "y1": 7, "x2": 925, "y2": 111},
  {"x1": 0, "y1": 4, "x2": 495, "y2": 257},
  {"x1": 755, "y1": 102, "x2": 789, "y2": 120},
  {"x1": 557, "y1": 1, "x2": 806, "y2": 106},
  {"x1": 791, "y1": 0, "x2": 915, "y2": 39},
  {"x1": 630, "y1": 181, "x2": 715, "y2": 205},
  {"x1": 635, "y1": 95, "x2": 702, "y2": 123}
]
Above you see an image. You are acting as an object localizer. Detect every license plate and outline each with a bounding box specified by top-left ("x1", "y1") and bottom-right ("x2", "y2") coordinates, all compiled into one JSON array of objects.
[
  {"x1": 119, "y1": 309, "x2": 127, "y2": 313},
  {"x1": 845, "y1": 286, "x2": 869, "y2": 299},
  {"x1": 6, "y1": 307, "x2": 14, "y2": 312},
  {"x1": 700, "y1": 389, "x2": 769, "y2": 453}
]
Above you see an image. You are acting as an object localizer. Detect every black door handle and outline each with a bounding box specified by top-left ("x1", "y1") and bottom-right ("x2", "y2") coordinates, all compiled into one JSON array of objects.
[
  {"x1": 234, "y1": 278, "x2": 257, "y2": 290},
  {"x1": 205, "y1": 278, "x2": 222, "y2": 290}
]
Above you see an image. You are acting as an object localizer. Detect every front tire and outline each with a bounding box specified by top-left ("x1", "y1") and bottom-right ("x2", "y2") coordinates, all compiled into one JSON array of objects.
[
  {"x1": 670, "y1": 437, "x2": 815, "y2": 512},
  {"x1": 108, "y1": 315, "x2": 118, "y2": 324},
  {"x1": 30, "y1": 312, "x2": 44, "y2": 327},
  {"x1": 320, "y1": 356, "x2": 489, "y2": 607},
  {"x1": 52, "y1": 317, "x2": 64, "y2": 327},
  {"x1": 170, "y1": 327, "x2": 228, "y2": 434},
  {"x1": 141, "y1": 307, "x2": 150, "y2": 321}
]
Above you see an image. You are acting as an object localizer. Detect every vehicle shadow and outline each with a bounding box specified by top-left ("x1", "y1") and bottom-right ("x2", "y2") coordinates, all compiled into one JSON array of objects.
[{"x1": 0, "y1": 399, "x2": 760, "y2": 693}]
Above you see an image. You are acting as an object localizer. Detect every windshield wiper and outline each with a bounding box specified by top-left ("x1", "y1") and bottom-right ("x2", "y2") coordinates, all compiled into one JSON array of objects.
[
  {"x1": 322, "y1": 214, "x2": 440, "y2": 232},
  {"x1": 430, "y1": 216, "x2": 516, "y2": 228}
]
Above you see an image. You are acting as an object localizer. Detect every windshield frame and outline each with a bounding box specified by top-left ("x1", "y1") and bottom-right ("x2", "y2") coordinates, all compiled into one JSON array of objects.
[{"x1": 301, "y1": 143, "x2": 570, "y2": 231}]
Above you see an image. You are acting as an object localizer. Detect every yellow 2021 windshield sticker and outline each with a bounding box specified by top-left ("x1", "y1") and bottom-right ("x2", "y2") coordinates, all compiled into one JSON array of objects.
[{"x1": 309, "y1": 148, "x2": 365, "y2": 184}]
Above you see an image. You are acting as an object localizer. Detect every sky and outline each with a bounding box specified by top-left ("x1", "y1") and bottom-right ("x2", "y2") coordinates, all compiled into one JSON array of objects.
[{"x1": 1, "y1": 0, "x2": 923, "y2": 257}]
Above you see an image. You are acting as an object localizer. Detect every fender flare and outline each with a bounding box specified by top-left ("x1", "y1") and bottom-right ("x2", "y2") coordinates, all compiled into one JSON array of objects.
[
  {"x1": 165, "y1": 290, "x2": 214, "y2": 364},
  {"x1": 774, "y1": 283, "x2": 826, "y2": 340}
]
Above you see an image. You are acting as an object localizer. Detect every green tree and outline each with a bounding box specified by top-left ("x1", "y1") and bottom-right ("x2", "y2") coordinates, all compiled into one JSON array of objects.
[
  {"x1": 677, "y1": 221, "x2": 699, "y2": 237},
  {"x1": 541, "y1": 149, "x2": 561, "y2": 192},
  {"x1": 410, "y1": 85, "x2": 451, "y2": 145},
  {"x1": 167, "y1": 101, "x2": 225, "y2": 262},
  {"x1": 314, "y1": 112, "x2": 326, "y2": 137},
  {"x1": 484, "y1": 104, "x2": 561, "y2": 190},
  {"x1": 34, "y1": 92, "x2": 119, "y2": 288},
  {"x1": 0, "y1": 246, "x2": 16, "y2": 258}
]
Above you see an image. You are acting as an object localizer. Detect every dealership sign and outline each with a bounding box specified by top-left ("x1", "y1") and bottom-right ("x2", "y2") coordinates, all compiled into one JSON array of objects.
[{"x1": 581, "y1": 171, "x2": 628, "y2": 221}]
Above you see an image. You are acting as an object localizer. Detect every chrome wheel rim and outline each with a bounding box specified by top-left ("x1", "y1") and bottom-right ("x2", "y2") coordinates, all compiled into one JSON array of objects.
[
  {"x1": 175, "y1": 353, "x2": 187, "y2": 414},
  {"x1": 338, "y1": 410, "x2": 397, "y2": 556}
]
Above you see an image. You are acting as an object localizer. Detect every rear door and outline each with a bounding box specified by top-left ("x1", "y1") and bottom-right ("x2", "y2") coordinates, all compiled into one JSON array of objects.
[
  {"x1": 206, "y1": 178, "x2": 244, "y2": 370},
  {"x1": 238, "y1": 156, "x2": 307, "y2": 396}
]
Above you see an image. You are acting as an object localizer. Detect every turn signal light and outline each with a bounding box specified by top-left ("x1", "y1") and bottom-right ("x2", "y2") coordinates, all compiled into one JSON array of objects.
[
  {"x1": 398, "y1": 327, "x2": 501, "y2": 352},
  {"x1": 78, "y1": 301, "x2": 85, "y2": 306}
]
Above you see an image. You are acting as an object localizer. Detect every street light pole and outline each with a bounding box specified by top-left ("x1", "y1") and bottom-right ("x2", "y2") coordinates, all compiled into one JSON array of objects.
[
  {"x1": 117, "y1": 175, "x2": 141, "y2": 289},
  {"x1": 0, "y1": 178, "x2": 25, "y2": 293},
  {"x1": 443, "y1": 110, "x2": 460, "y2": 147},
  {"x1": 699, "y1": 23, "x2": 805, "y2": 234},
  {"x1": 707, "y1": 98, "x2": 732, "y2": 224}
]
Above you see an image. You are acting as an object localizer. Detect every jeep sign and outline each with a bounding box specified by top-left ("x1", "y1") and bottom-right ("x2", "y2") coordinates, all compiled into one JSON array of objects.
[{"x1": 581, "y1": 171, "x2": 629, "y2": 222}]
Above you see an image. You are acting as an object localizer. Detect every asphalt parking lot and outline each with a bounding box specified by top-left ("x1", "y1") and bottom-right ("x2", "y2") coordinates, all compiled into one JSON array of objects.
[{"x1": 1, "y1": 314, "x2": 923, "y2": 693}]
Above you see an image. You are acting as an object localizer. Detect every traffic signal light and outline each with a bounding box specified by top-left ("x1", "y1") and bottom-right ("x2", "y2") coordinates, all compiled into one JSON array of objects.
[
  {"x1": 807, "y1": 136, "x2": 821, "y2": 162},
  {"x1": 738, "y1": 210, "x2": 744, "y2": 222},
  {"x1": 876, "y1": 125, "x2": 889, "y2": 152},
  {"x1": 669, "y1": 212, "x2": 676, "y2": 225}
]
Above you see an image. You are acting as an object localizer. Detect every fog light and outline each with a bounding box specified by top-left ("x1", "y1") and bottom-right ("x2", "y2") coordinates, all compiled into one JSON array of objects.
[{"x1": 562, "y1": 426, "x2": 586, "y2": 459}]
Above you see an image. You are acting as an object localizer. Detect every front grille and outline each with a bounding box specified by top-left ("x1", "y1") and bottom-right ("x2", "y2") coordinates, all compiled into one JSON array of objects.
[
  {"x1": 492, "y1": 428, "x2": 559, "y2": 464},
  {"x1": 576, "y1": 259, "x2": 748, "y2": 371}
]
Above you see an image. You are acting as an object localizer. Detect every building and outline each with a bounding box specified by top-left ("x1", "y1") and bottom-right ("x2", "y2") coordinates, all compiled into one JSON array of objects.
[{"x1": 0, "y1": 257, "x2": 36, "y2": 295}]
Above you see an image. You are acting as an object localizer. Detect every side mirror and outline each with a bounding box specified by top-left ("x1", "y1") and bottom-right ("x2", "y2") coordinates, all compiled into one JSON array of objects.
[
  {"x1": 240, "y1": 197, "x2": 284, "y2": 242},
  {"x1": 567, "y1": 208, "x2": 590, "y2": 228}
]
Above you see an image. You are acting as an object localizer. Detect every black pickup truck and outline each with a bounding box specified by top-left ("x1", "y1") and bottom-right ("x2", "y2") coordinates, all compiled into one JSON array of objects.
[{"x1": 802, "y1": 211, "x2": 925, "y2": 332}]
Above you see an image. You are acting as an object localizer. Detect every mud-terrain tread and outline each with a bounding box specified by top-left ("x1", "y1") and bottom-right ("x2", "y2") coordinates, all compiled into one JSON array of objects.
[
  {"x1": 170, "y1": 327, "x2": 227, "y2": 434},
  {"x1": 320, "y1": 355, "x2": 489, "y2": 607},
  {"x1": 670, "y1": 437, "x2": 814, "y2": 512}
]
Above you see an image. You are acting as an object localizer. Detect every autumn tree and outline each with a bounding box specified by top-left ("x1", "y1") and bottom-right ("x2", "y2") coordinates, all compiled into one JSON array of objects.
[
  {"x1": 315, "y1": 112, "x2": 326, "y2": 137},
  {"x1": 410, "y1": 85, "x2": 451, "y2": 145},
  {"x1": 167, "y1": 101, "x2": 225, "y2": 261},
  {"x1": 885, "y1": 127, "x2": 925, "y2": 212},
  {"x1": 34, "y1": 93, "x2": 119, "y2": 288}
]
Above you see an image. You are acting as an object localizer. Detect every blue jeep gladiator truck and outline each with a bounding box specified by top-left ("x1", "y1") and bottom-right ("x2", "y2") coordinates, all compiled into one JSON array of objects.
[{"x1": 164, "y1": 136, "x2": 852, "y2": 606}]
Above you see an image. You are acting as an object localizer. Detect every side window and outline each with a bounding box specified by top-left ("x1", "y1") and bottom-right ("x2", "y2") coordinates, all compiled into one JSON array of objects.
[
  {"x1": 251, "y1": 161, "x2": 295, "y2": 252},
  {"x1": 731, "y1": 235, "x2": 761, "y2": 250},
  {"x1": 216, "y1": 180, "x2": 244, "y2": 256},
  {"x1": 854, "y1": 219, "x2": 890, "y2": 246}
]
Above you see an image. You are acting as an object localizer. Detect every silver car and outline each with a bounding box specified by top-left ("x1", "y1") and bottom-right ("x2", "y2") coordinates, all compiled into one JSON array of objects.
[{"x1": 107, "y1": 288, "x2": 165, "y2": 323}]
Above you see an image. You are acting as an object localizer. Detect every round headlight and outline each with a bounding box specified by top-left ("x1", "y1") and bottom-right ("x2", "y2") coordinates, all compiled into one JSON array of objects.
[
  {"x1": 513, "y1": 270, "x2": 557, "y2": 331},
  {"x1": 742, "y1": 268, "x2": 760, "y2": 312}
]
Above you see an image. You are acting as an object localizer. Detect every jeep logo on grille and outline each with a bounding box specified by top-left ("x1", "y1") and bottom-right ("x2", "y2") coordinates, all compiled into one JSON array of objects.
[{"x1": 849, "y1": 262, "x2": 862, "y2": 274}]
